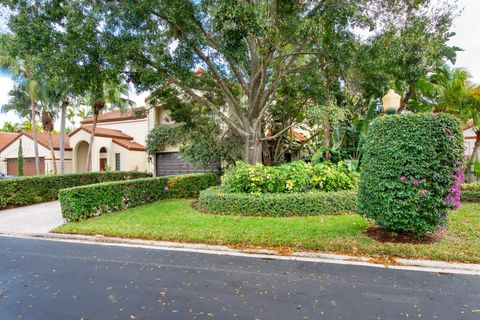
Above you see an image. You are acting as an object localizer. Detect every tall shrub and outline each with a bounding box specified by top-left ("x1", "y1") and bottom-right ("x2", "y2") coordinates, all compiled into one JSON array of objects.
[
  {"x1": 17, "y1": 139, "x2": 24, "y2": 176},
  {"x1": 357, "y1": 113, "x2": 464, "y2": 236}
]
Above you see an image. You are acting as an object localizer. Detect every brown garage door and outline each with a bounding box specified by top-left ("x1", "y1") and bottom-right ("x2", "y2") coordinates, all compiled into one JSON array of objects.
[
  {"x1": 155, "y1": 152, "x2": 219, "y2": 176},
  {"x1": 7, "y1": 157, "x2": 45, "y2": 176}
]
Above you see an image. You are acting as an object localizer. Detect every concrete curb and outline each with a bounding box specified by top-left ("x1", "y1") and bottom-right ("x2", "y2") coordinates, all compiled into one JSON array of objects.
[{"x1": 1, "y1": 232, "x2": 479, "y2": 275}]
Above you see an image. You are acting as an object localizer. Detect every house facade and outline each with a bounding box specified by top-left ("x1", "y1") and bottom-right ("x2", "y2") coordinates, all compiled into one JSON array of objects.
[
  {"x1": 69, "y1": 110, "x2": 148, "y2": 173},
  {"x1": 0, "y1": 131, "x2": 73, "y2": 175}
]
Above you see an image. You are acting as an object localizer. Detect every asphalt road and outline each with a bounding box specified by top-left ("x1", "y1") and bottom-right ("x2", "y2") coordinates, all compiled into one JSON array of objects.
[{"x1": 0, "y1": 237, "x2": 479, "y2": 320}]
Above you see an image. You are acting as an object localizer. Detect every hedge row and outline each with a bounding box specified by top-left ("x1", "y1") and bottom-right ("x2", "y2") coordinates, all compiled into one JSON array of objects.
[
  {"x1": 0, "y1": 171, "x2": 151, "y2": 209},
  {"x1": 461, "y1": 183, "x2": 480, "y2": 202},
  {"x1": 60, "y1": 173, "x2": 220, "y2": 221},
  {"x1": 198, "y1": 186, "x2": 357, "y2": 216}
]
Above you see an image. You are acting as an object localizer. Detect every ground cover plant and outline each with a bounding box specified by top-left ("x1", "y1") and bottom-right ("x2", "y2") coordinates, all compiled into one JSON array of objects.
[
  {"x1": 357, "y1": 113, "x2": 464, "y2": 236},
  {"x1": 222, "y1": 161, "x2": 358, "y2": 193},
  {"x1": 55, "y1": 199, "x2": 480, "y2": 263}
]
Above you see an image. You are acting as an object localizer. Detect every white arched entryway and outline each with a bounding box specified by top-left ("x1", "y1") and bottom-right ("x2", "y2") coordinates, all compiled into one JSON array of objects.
[{"x1": 75, "y1": 141, "x2": 89, "y2": 173}]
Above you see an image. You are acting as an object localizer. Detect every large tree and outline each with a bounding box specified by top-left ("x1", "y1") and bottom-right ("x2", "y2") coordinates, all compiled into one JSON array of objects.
[{"x1": 107, "y1": 0, "x2": 434, "y2": 164}]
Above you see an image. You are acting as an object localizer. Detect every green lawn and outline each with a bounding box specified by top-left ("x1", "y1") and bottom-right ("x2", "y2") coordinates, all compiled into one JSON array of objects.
[{"x1": 55, "y1": 199, "x2": 480, "y2": 263}]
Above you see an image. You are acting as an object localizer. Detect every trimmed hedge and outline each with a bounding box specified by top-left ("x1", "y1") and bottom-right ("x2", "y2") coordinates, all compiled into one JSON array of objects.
[
  {"x1": 0, "y1": 171, "x2": 151, "y2": 209},
  {"x1": 198, "y1": 186, "x2": 357, "y2": 216},
  {"x1": 461, "y1": 183, "x2": 480, "y2": 202},
  {"x1": 357, "y1": 113, "x2": 464, "y2": 236},
  {"x1": 60, "y1": 173, "x2": 220, "y2": 221}
]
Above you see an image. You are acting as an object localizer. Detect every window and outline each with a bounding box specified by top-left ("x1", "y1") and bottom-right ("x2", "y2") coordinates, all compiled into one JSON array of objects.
[{"x1": 115, "y1": 153, "x2": 121, "y2": 171}]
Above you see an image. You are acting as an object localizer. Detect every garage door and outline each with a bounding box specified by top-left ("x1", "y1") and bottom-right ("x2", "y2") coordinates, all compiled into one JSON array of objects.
[
  {"x1": 155, "y1": 152, "x2": 218, "y2": 176},
  {"x1": 7, "y1": 157, "x2": 45, "y2": 176}
]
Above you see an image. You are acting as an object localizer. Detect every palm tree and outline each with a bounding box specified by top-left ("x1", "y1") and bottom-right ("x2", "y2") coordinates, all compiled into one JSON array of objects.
[
  {"x1": 40, "y1": 109, "x2": 57, "y2": 173},
  {"x1": 1, "y1": 121, "x2": 21, "y2": 132},
  {"x1": 420, "y1": 66, "x2": 480, "y2": 181},
  {"x1": 83, "y1": 81, "x2": 133, "y2": 171},
  {"x1": 0, "y1": 35, "x2": 41, "y2": 175}
]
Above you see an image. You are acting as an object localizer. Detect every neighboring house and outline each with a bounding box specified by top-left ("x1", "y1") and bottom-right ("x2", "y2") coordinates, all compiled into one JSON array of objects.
[
  {"x1": 0, "y1": 131, "x2": 73, "y2": 176},
  {"x1": 69, "y1": 110, "x2": 148, "y2": 173},
  {"x1": 464, "y1": 127, "x2": 479, "y2": 159}
]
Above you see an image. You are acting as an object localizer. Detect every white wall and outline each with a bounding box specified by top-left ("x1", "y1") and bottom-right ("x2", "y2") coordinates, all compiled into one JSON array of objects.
[{"x1": 96, "y1": 119, "x2": 148, "y2": 146}]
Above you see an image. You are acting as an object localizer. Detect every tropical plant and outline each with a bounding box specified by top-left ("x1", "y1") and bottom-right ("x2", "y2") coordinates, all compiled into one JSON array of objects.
[{"x1": 0, "y1": 34, "x2": 42, "y2": 175}]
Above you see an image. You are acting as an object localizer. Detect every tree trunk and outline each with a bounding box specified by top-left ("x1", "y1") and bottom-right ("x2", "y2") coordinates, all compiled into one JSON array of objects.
[
  {"x1": 468, "y1": 130, "x2": 480, "y2": 182},
  {"x1": 60, "y1": 100, "x2": 68, "y2": 174},
  {"x1": 244, "y1": 136, "x2": 263, "y2": 164},
  {"x1": 31, "y1": 98, "x2": 40, "y2": 175},
  {"x1": 323, "y1": 120, "x2": 331, "y2": 160},
  {"x1": 46, "y1": 130, "x2": 57, "y2": 174},
  {"x1": 86, "y1": 112, "x2": 99, "y2": 172}
]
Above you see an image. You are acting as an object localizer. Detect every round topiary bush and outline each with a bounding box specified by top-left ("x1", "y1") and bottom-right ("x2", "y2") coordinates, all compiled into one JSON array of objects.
[
  {"x1": 198, "y1": 186, "x2": 357, "y2": 216},
  {"x1": 357, "y1": 113, "x2": 464, "y2": 236}
]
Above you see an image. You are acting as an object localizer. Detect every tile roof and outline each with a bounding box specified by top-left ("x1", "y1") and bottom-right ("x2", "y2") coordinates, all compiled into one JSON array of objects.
[
  {"x1": 22, "y1": 131, "x2": 72, "y2": 151},
  {"x1": 70, "y1": 126, "x2": 134, "y2": 140},
  {"x1": 81, "y1": 109, "x2": 147, "y2": 124},
  {"x1": 70, "y1": 126, "x2": 145, "y2": 151},
  {"x1": 112, "y1": 138, "x2": 146, "y2": 151},
  {"x1": 0, "y1": 132, "x2": 21, "y2": 152}
]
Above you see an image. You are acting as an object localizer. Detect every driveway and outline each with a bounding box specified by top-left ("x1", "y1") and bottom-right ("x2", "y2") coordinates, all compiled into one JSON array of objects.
[
  {"x1": 0, "y1": 201, "x2": 64, "y2": 234},
  {"x1": 0, "y1": 236, "x2": 479, "y2": 320}
]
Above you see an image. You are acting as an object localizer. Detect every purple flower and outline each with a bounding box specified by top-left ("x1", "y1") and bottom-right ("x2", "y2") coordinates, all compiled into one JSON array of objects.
[
  {"x1": 436, "y1": 225, "x2": 447, "y2": 232},
  {"x1": 419, "y1": 189, "x2": 427, "y2": 196},
  {"x1": 400, "y1": 176, "x2": 407, "y2": 181},
  {"x1": 412, "y1": 179, "x2": 419, "y2": 185}
]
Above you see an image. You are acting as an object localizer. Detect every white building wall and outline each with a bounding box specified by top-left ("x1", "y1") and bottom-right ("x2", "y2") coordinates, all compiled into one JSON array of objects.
[{"x1": 96, "y1": 119, "x2": 148, "y2": 146}]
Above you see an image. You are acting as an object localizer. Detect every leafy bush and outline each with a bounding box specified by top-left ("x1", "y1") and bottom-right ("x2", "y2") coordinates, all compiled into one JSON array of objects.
[
  {"x1": 198, "y1": 186, "x2": 357, "y2": 216},
  {"x1": 60, "y1": 173, "x2": 220, "y2": 221},
  {"x1": 0, "y1": 171, "x2": 151, "y2": 209},
  {"x1": 221, "y1": 161, "x2": 358, "y2": 193},
  {"x1": 460, "y1": 183, "x2": 480, "y2": 202},
  {"x1": 357, "y1": 113, "x2": 464, "y2": 236}
]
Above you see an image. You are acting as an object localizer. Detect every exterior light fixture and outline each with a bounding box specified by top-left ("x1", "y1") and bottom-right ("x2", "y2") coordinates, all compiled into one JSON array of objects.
[{"x1": 382, "y1": 89, "x2": 401, "y2": 114}]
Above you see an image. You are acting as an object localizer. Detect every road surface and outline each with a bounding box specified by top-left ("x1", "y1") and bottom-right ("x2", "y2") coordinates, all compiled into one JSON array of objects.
[{"x1": 0, "y1": 236, "x2": 479, "y2": 319}]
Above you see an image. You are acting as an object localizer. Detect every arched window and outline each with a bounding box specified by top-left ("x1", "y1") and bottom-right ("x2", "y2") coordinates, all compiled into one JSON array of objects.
[{"x1": 99, "y1": 147, "x2": 107, "y2": 153}]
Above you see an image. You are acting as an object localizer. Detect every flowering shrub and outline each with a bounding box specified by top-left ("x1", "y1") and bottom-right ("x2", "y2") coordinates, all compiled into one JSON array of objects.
[
  {"x1": 357, "y1": 113, "x2": 464, "y2": 236},
  {"x1": 221, "y1": 161, "x2": 358, "y2": 193}
]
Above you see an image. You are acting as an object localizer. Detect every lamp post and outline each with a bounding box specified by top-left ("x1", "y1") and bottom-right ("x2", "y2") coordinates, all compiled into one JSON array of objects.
[{"x1": 382, "y1": 89, "x2": 401, "y2": 115}]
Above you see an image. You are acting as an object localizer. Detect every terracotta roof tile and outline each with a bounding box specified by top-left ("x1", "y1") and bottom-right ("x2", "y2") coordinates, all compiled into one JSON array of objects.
[
  {"x1": 0, "y1": 132, "x2": 21, "y2": 152},
  {"x1": 70, "y1": 126, "x2": 134, "y2": 140},
  {"x1": 81, "y1": 109, "x2": 146, "y2": 124},
  {"x1": 22, "y1": 132, "x2": 71, "y2": 151},
  {"x1": 112, "y1": 138, "x2": 145, "y2": 151}
]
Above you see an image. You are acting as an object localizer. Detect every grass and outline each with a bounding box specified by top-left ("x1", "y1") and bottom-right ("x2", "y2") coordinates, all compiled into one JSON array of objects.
[{"x1": 55, "y1": 199, "x2": 480, "y2": 263}]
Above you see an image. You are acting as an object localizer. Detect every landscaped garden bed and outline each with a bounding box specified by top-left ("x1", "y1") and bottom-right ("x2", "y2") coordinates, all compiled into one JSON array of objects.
[{"x1": 55, "y1": 198, "x2": 480, "y2": 263}]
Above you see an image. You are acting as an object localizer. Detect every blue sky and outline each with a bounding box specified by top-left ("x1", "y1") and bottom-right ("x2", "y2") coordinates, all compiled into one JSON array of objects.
[{"x1": 1, "y1": 0, "x2": 479, "y2": 128}]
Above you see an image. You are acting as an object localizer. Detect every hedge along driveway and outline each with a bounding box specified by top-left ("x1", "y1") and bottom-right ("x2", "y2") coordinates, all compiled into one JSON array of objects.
[
  {"x1": 0, "y1": 171, "x2": 151, "y2": 209},
  {"x1": 59, "y1": 173, "x2": 220, "y2": 221}
]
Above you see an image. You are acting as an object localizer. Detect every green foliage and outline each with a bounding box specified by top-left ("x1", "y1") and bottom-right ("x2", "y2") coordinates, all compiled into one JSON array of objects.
[
  {"x1": 357, "y1": 113, "x2": 464, "y2": 236},
  {"x1": 0, "y1": 171, "x2": 150, "y2": 209},
  {"x1": 146, "y1": 124, "x2": 186, "y2": 156},
  {"x1": 59, "y1": 173, "x2": 220, "y2": 221},
  {"x1": 198, "y1": 186, "x2": 357, "y2": 216},
  {"x1": 221, "y1": 161, "x2": 358, "y2": 194},
  {"x1": 17, "y1": 139, "x2": 24, "y2": 176},
  {"x1": 460, "y1": 183, "x2": 480, "y2": 203}
]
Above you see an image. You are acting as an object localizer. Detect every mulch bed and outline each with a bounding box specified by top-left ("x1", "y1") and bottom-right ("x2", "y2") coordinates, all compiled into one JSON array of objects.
[{"x1": 365, "y1": 226, "x2": 444, "y2": 244}]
